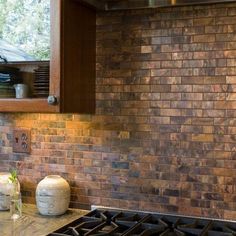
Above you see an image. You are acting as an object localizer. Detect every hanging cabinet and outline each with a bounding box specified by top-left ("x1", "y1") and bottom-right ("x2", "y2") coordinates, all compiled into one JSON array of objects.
[{"x1": 0, "y1": 0, "x2": 96, "y2": 113}]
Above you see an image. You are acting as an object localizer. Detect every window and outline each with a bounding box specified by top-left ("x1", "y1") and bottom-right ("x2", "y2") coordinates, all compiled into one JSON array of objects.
[{"x1": 0, "y1": 0, "x2": 50, "y2": 62}]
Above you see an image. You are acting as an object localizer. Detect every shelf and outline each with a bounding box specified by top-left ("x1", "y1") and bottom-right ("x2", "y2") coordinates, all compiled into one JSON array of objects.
[{"x1": 0, "y1": 98, "x2": 58, "y2": 113}]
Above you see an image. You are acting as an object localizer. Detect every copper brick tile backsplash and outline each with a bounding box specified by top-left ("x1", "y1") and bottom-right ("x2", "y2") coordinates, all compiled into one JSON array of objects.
[{"x1": 1, "y1": 3, "x2": 236, "y2": 220}]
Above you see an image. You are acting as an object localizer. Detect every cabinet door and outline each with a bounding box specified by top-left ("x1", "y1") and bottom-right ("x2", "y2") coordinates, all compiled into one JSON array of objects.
[
  {"x1": 50, "y1": 0, "x2": 96, "y2": 113},
  {"x1": 49, "y1": 0, "x2": 62, "y2": 113}
]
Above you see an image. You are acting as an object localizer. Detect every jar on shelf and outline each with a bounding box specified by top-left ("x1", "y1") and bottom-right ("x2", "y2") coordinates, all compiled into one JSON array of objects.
[{"x1": 36, "y1": 175, "x2": 70, "y2": 216}]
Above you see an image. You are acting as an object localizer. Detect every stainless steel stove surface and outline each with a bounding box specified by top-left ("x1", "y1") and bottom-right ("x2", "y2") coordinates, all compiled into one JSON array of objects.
[{"x1": 47, "y1": 208, "x2": 236, "y2": 236}]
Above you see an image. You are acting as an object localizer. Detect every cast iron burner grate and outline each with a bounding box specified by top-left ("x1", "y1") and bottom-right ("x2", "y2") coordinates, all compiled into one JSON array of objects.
[{"x1": 48, "y1": 209, "x2": 236, "y2": 236}]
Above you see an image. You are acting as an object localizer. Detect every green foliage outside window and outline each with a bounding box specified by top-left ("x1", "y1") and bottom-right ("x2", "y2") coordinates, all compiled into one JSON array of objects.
[{"x1": 0, "y1": 0, "x2": 50, "y2": 60}]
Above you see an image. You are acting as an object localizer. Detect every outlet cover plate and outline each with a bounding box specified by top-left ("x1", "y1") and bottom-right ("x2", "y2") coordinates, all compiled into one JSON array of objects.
[{"x1": 13, "y1": 129, "x2": 31, "y2": 153}]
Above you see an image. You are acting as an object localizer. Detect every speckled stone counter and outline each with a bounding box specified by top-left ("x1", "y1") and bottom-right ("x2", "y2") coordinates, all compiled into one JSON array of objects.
[{"x1": 0, "y1": 204, "x2": 89, "y2": 236}]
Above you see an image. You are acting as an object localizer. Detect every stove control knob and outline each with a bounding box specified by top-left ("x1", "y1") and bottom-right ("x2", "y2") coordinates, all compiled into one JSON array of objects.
[{"x1": 47, "y1": 95, "x2": 58, "y2": 105}]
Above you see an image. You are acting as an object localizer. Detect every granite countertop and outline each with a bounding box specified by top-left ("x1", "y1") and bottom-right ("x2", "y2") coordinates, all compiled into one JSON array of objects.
[{"x1": 0, "y1": 204, "x2": 89, "y2": 236}]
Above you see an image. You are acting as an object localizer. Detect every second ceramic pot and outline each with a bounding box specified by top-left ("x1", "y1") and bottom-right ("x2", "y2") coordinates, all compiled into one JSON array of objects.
[{"x1": 36, "y1": 175, "x2": 70, "y2": 216}]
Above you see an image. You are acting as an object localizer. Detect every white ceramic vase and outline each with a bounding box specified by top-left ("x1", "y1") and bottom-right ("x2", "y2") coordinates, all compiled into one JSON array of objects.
[
  {"x1": 36, "y1": 175, "x2": 70, "y2": 216},
  {"x1": 0, "y1": 172, "x2": 20, "y2": 211}
]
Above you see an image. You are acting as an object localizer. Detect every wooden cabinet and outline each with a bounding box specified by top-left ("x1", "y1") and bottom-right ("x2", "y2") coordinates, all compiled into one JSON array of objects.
[{"x1": 0, "y1": 0, "x2": 96, "y2": 113}]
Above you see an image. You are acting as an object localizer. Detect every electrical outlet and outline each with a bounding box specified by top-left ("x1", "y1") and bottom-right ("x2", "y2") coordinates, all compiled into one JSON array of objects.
[{"x1": 13, "y1": 129, "x2": 31, "y2": 153}]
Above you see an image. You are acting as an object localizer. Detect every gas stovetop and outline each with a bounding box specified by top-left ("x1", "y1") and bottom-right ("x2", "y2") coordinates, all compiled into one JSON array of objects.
[{"x1": 48, "y1": 207, "x2": 236, "y2": 236}]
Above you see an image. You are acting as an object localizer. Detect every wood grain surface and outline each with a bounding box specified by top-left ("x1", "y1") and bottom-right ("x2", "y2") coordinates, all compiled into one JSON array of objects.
[{"x1": 60, "y1": 0, "x2": 96, "y2": 113}]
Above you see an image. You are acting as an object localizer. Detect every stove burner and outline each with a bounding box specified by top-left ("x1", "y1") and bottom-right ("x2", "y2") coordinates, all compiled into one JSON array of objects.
[{"x1": 48, "y1": 209, "x2": 236, "y2": 236}]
